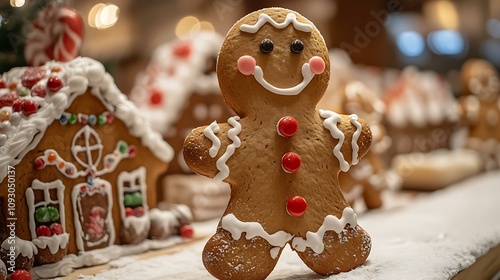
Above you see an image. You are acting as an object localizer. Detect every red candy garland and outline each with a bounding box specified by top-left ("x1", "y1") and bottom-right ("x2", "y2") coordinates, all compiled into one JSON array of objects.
[{"x1": 24, "y1": 5, "x2": 84, "y2": 66}]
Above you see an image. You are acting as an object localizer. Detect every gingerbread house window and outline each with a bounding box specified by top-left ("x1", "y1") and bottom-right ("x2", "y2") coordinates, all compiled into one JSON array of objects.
[
  {"x1": 117, "y1": 167, "x2": 150, "y2": 236},
  {"x1": 71, "y1": 125, "x2": 103, "y2": 169},
  {"x1": 25, "y1": 180, "x2": 69, "y2": 249}
]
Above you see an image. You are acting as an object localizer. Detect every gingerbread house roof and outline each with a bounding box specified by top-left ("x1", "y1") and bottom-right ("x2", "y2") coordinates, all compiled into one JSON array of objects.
[
  {"x1": 130, "y1": 31, "x2": 223, "y2": 135},
  {"x1": 0, "y1": 57, "x2": 174, "y2": 181}
]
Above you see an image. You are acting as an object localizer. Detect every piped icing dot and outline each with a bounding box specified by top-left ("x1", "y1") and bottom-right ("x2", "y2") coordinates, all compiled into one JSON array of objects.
[
  {"x1": 281, "y1": 152, "x2": 301, "y2": 173},
  {"x1": 277, "y1": 116, "x2": 298, "y2": 137},
  {"x1": 286, "y1": 196, "x2": 307, "y2": 217},
  {"x1": 237, "y1": 55, "x2": 256, "y2": 76}
]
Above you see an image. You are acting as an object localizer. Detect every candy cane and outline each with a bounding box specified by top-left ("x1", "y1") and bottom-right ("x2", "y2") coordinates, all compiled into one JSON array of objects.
[{"x1": 25, "y1": 6, "x2": 84, "y2": 66}]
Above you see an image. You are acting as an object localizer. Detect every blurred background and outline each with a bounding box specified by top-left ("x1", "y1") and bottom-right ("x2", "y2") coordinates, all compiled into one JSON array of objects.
[{"x1": 0, "y1": 0, "x2": 498, "y2": 94}]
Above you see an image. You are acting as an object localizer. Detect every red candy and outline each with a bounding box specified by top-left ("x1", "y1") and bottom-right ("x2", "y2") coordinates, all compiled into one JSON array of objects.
[
  {"x1": 149, "y1": 89, "x2": 163, "y2": 105},
  {"x1": 34, "y1": 157, "x2": 45, "y2": 170},
  {"x1": 12, "y1": 99, "x2": 24, "y2": 112},
  {"x1": 36, "y1": 225, "x2": 51, "y2": 237},
  {"x1": 11, "y1": 269, "x2": 32, "y2": 280},
  {"x1": 50, "y1": 223, "x2": 64, "y2": 235},
  {"x1": 134, "y1": 206, "x2": 144, "y2": 217},
  {"x1": 172, "y1": 42, "x2": 191, "y2": 59},
  {"x1": 22, "y1": 100, "x2": 38, "y2": 116},
  {"x1": 125, "y1": 207, "x2": 134, "y2": 217},
  {"x1": 0, "y1": 93, "x2": 17, "y2": 108},
  {"x1": 281, "y1": 152, "x2": 301, "y2": 173},
  {"x1": 286, "y1": 196, "x2": 307, "y2": 217},
  {"x1": 179, "y1": 224, "x2": 194, "y2": 238},
  {"x1": 0, "y1": 79, "x2": 6, "y2": 88},
  {"x1": 128, "y1": 145, "x2": 137, "y2": 158},
  {"x1": 31, "y1": 84, "x2": 47, "y2": 98},
  {"x1": 47, "y1": 76, "x2": 63, "y2": 92},
  {"x1": 277, "y1": 116, "x2": 298, "y2": 137},
  {"x1": 21, "y1": 67, "x2": 46, "y2": 89}
]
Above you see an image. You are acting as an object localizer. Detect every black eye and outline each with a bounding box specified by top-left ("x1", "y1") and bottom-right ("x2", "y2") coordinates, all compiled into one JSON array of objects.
[
  {"x1": 290, "y1": 39, "x2": 304, "y2": 54},
  {"x1": 260, "y1": 38, "x2": 274, "y2": 54}
]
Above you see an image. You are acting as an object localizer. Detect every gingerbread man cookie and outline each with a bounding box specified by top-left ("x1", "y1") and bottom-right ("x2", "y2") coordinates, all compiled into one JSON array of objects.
[
  {"x1": 184, "y1": 8, "x2": 372, "y2": 279},
  {"x1": 459, "y1": 59, "x2": 500, "y2": 170}
]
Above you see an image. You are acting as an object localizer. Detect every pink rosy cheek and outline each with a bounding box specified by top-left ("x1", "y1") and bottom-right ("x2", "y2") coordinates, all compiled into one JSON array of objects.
[
  {"x1": 309, "y1": 56, "x2": 325, "y2": 75},
  {"x1": 237, "y1": 55, "x2": 256, "y2": 75}
]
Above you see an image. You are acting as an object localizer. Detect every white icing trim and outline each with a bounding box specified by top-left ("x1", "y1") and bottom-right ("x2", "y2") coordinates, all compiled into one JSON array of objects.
[
  {"x1": 349, "y1": 114, "x2": 362, "y2": 165},
  {"x1": 240, "y1": 13, "x2": 312, "y2": 33},
  {"x1": 26, "y1": 179, "x2": 66, "y2": 239},
  {"x1": 203, "y1": 121, "x2": 221, "y2": 158},
  {"x1": 291, "y1": 208, "x2": 358, "y2": 253},
  {"x1": 319, "y1": 109, "x2": 349, "y2": 172},
  {"x1": 117, "y1": 167, "x2": 151, "y2": 236},
  {"x1": 220, "y1": 207, "x2": 358, "y2": 258},
  {"x1": 149, "y1": 208, "x2": 178, "y2": 236},
  {"x1": 71, "y1": 125, "x2": 103, "y2": 170},
  {"x1": 1, "y1": 237, "x2": 38, "y2": 259},
  {"x1": 72, "y1": 178, "x2": 115, "y2": 252},
  {"x1": 253, "y1": 63, "x2": 314, "y2": 96},
  {"x1": 32, "y1": 233, "x2": 69, "y2": 254},
  {"x1": 214, "y1": 116, "x2": 242, "y2": 181}
]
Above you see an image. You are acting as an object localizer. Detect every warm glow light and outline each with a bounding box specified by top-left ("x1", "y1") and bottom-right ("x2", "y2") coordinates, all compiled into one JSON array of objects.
[
  {"x1": 88, "y1": 3, "x2": 119, "y2": 30},
  {"x1": 175, "y1": 16, "x2": 200, "y2": 38},
  {"x1": 10, "y1": 0, "x2": 25, "y2": 7},
  {"x1": 199, "y1": 21, "x2": 215, "y2": 33},
  {"x1": 424, "y1": 1, "x2": 459, "y2": 30}
]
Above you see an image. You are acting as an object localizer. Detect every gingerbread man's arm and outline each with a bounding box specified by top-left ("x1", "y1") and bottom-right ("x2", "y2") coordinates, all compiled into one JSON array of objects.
[
  {"x1": 183, "y1": 122, "x2": 235, "y2": 179},
  {"x1": 458, "y1": 96, "x2": 480, "y2": 126},
  {"x1": 338, "y1": 114, "x2": 372, "y2": 167}
]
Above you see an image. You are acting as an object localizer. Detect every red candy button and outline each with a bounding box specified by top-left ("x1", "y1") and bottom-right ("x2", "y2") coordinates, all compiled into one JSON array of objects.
[
  {"x1": 281, "y1": 152, "x2": 301, "y2": 173},
  {"x1": 277, "y1": 116, "x2": 298, "y2": 137},
  {"x1": 11, "y1": 269, "x2": 32, "y2": 280},
  {"x1": 286, "y1": 196, "x2": 307, "y2": 217},
  {"x1": 179, "y1": 224, "x2": 194, "y2": 238},
  {"x1": 36, "y1": 225, "x2": 51, "y2": 237}
]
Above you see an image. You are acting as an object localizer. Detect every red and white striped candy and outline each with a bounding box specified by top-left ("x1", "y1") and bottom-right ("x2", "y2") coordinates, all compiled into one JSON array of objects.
[{"x1": 25, "y1": 5, "x2": 84, "y2": 66}]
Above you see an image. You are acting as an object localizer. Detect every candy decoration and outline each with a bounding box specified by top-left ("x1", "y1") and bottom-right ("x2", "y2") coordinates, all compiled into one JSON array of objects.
[
  {"x1": 286, "y1": 196, "x2": 307, "y2": 217},
  {"x1": 47, "y1": 76, "x2": 63, "y2": 92},
  {"x1": 34, "y1": 157, "x2": 45, "y2": 170},
  {"x1": 179, "y1": 224, "x2": 194, "y2": 238},
  {"x1": 119, "y1": 141, "x2": 128, "y2": 154},
  {"x1": 9, "y1": 82, "x2": 17, "y2": 90},
  {"x1": 88, "y1": 114, "x2": 97, "y2": 125},
  {"x1": 21, "y1": 67, "x2": 46, "y2": 89},
  {"x1": 50, "y1": 222, "x2": 64, "y2": 235},
  {"x1": 132, "y1": 192, "x2": 143, "y2": 206},
  {"x1": 172, "y1": 42, "x2": 192, "y2": 59},
  {"x1": 87, "y1": 206, "x2": 105, "y2": 240},
  {"x1": 134, "y1": 206, "x2": 144, "y2": 217},
  {"x1": 36, "y1": 225, "x2": 51, "y2": 237},
  {"x1": 150, "y1": 89, "x2": 163, "y2": 106},
  {"x1": 22, "y1": 100, "x2": 38, "y2": 116},
  {"x1": 12, "y1": 99, "x2": 24, "y2": 113},
  {"x1": 277, "y1": 116, "x2": 298, "y2": 137},
  {"x1": 35, "y1": 207, "x2": 51, "y2": 223},
  {"x1": 47, "y1": 206, "x2": 60, "y2": 221},
  {"x1": 0, "y1": 111, "x2": 10, "y2": 122},
  {"x1": 125, "y1": 207, "x2": 134, "y2": 217},
  {"x1": 281, "y1": 152, "x2": 301, "y2": 173},
  {"x1": 124, "y1": 194, "x2": 134, "y2": 207},
  {"x1": 97, "y1": 114, "x2": 106, "y2": 125},
  {"x1": 0, "y1": 79, "x2": 6, "y2": 88},
  {"x1": 0, "y1": 93, "x2": 17, "y2": 108},
  {"x1": 128, "y1": 145, "x2": 137, "y2": 158},
  {"x1": 31, "y1": 84, "x2": 47, "y2": 98},
  {"x1": 10, "y1": 269, "x2": 32, "y2": 280},
  {"x1": 47, "y1": 152, "x2": 57, "y2": 163},
  {"x1": 25, "y1": 6, "x2": 84, "y2": 66},
  {"x1": 68, "y1": 114, "x2": 77, "y2": 124},
  {"x1": 105, "y1": 112, "x2": 114, "y2": 124}
]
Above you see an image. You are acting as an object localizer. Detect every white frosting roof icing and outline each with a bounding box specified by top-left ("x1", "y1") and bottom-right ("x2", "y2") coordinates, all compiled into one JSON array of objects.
[
  {"x1": 0, "y1": 57, "x2": 173, "y2": 182},
  {"x1": 130, "y1": 31, "x2": 223, "y2": 135}
]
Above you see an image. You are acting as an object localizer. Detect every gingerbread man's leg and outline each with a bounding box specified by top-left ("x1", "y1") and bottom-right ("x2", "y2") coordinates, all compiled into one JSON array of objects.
[
  {"x1": 362, "y1": 181, "x2": 383, "y2": 210},
  {"x1": 203, "y1": 228, "x2": 282, "y2": 280},
  {"x1": 295, "y1": 226, "x2": 371, "y2": 275}
]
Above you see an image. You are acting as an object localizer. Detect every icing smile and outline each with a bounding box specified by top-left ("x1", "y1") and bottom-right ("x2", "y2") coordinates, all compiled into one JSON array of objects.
[{"x1": 237, "y1": 55, "x2": 325, "y2": 96}]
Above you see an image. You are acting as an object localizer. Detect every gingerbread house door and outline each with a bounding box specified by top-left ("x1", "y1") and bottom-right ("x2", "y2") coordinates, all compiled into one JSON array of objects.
[{"x1": 72, "y1": 179, "x2": 115, "y2": 252}]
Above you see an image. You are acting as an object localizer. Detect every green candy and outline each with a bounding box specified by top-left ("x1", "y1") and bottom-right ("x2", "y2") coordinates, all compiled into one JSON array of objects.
[
  {"x1": 132, "y1": 192, "x2": 143, "y2": 206},
  {"x1": 47, "y1": 206, "x2": 60, "y2": 221},
  {"x1": 35, "y1": 207, "x2": 51, "y2": 223},
  {"x1": 69, "y1": 114, "x2": 77, "y2": 124},
  {"x1": 98, "y1": 114, "x2": 106, "y2": 125},
  {"x1": 123, "y1": 193, "x2": 134, "y2": 207},
  {"x1": 118, "y1": 141, "x2": 128, "y2": 154}
]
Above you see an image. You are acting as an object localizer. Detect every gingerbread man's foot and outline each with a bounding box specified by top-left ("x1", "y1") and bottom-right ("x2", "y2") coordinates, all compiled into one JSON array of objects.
[
  {"x1": 203, "y1": 228, "x2": 281, "y2": 280},
  {"x1": 295, "y1": 226, "x2": 371, "y2": 275}
]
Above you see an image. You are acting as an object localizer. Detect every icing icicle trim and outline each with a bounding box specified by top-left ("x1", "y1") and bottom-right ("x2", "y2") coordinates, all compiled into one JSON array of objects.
[
  {"x1": 319, "y1": 109, "x2": 349, "y2": 172},
  {"x1": 203, "y1": 121, "x2": 221, "y2": 158},
  {"x1": 240, "y1": 13, "x2": 313, "y2": 33},
  {"x1": 349, "y1": 114, "x2": 362, "y2": 165},
  {"x1": 220, "y1": 207, "x2": 358, "y2": 258},
  {"x1": 214, "y1": 116, "x2": 242, "y2": 181}
]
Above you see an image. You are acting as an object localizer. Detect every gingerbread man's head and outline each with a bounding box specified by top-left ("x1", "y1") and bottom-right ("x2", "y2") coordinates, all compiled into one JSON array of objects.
[
  {"x1": 217, "y1": 8, "x2": 330, "y2": 115},
  {"x1": 461, "y1": 59, "x2": 499, "y2": 102}
]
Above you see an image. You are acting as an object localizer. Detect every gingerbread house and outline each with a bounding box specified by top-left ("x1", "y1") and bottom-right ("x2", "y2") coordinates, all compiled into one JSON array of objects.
[
  {"x1": 130, "y1": 31, "x2": 232, "y2": 220},
  {"x1": 0, "y1": 57, "x2": 192, "y2": 278}
]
